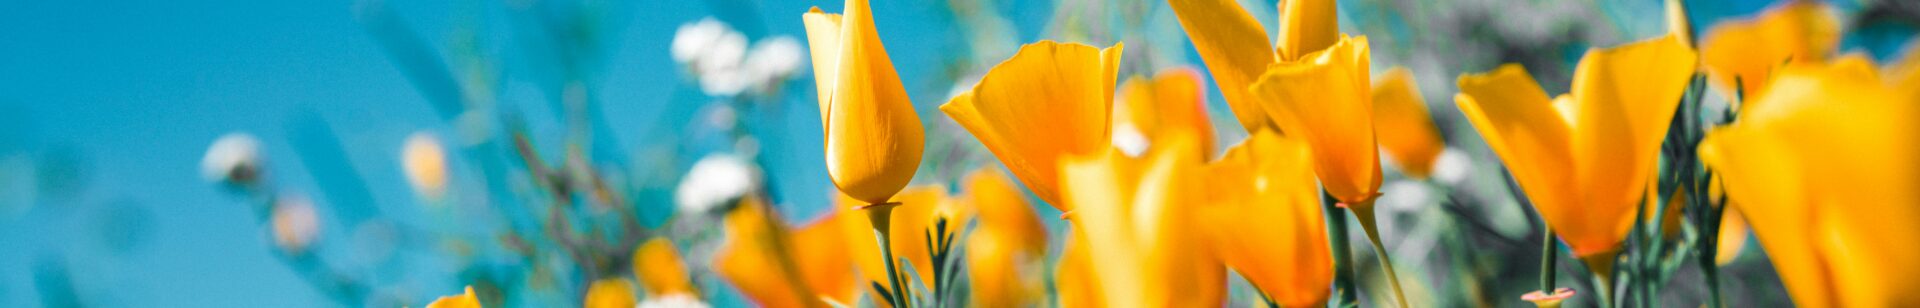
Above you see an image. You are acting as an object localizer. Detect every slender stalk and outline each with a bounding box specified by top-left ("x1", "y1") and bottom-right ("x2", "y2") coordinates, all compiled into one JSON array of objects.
[
  {"x1": 1350, "y1": 205, "x2": 1410, "y2": 308},
  {"x1": 1323, "y1": 192, "x2": 1359, "y2": 307},
  {"x1": 1540, "y1": 229, "x2": 1558, "y2": 293},
  {"x1": 862, "y1": 202, "x2": 910, "y2": 308}
]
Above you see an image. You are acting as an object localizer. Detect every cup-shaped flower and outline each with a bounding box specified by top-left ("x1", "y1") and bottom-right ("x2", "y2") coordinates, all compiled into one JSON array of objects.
[
  {"x1": 1248, "y1": 35, "x2": 1380, "y2": 205},
  {"x1": 1454, "y1": 34, "x2": 1696, "y2": 259},
  {"x1": 1114, "y1": 67, "x2": 1217, "y2": 157},
  {"x1": 1201, "y1": 129, "x2": 1332, "y2": 307},
  {"x1": 1371, "y1": 67, "x2": 1444, "y2": 180},
  {"x1": 1166, "y1": 0, "x2": 1339, "y2": 131},
  {"x1": 961, "y1": 168, "x2": 1049, "y2": 306},
  {"x1": 961, "y1": 168, "x2": 1048, "y2": 254},
  {"x1": 633, "y1": 237, "x2": 696, "y2": 297},
  {"x1": 426, "y1": 286, "x2": 481, "y2": 308},
  {"x1": 1699, "y1": 57, "x2": 1917, "y2": 307},
  {"x1": 584, "y1": 279, "x2": 637, "y2": 308},
  {"x1": 803, "y1": 0, "x2": 926, "y2": 205},
  {"x1": 942, "y1": 40, "x2": 1123, "y2": 210},
  {"x1": 1059, "y1": 133, "x2": 1225, "y2": 307},
  {"x1": 715, "y1": 198, "x2": 862, "y2": 307},
  {"x1": 1699, "y1": 1, "x2": 1839, "y2": 104}
]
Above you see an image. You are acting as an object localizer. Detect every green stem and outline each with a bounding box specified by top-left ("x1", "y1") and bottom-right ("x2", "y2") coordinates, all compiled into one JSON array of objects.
[
  {"x1": 1351, "y1": 205, "x2": 1410, "y2": 308},
  {"x1": 1540, "y1": 228, "x2": 1558, "y2": 293},
  {"x1": 1323, "y1": 192, "x2": 1358, "y2": 308},
  {"x1": 864, "y1": 203, "x2": 910, "y2": 308}
]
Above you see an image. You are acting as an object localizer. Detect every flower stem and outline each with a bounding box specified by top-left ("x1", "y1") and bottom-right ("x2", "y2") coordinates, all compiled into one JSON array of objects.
[
  {"x1": 1322, "y1": 192, "x2": 1359, "y2": 307},
  {"x1": 862, "y1": 202, "x2": 910, "y2": 308},
  {"x1": 1350, "y1": 204, "x2": 1409, "y2": 308},
  {"x1": 1540, "y1": 228, "x2": 1558, "y2": 293}
]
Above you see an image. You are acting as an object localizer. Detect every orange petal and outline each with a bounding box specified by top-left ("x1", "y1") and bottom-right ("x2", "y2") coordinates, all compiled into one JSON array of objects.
[
  {"x1": 1564, "y1": 34, "x2": 1696, "y2": 254},
  {"x1": 1249, "y1": 35, "x2": 1381, "y2": 204},
  {"x1": 1168, "y1": 0, "x2": 1277, "y2": 131},
  {"x1": 714, "y1": 199, "x2": 818, "y2": 307},
  {"x1": 1114, "y1": 67, "x2": 1218, "y2": 157},
  {"x1": 1061, "y1": 133, "x2": 1223, "y2": 306},
  {"x1": 633, "y1": 237, "x2": 696, "y2": 297},
  {"x1": 965, "y1": 228, "x2": 1045, "y2": 307},
  {"x1": 941, "y1": 41, "x2": 1124, "y2": 209},
  {"x1": 1276, "y1": 0, "x2": 1339, "y2": 60},
  {"x1": 583, "y1": 279, "x2": 637, "y2": 308},
  {"x1": 1698, "y1": 1, "x2": 1839, "y2": 104},
  {"x1": 962, "y1": 167, "x2": 1048, "y2": 254},
  {"x1": 802, "y1": 8, "x2": 843, "y2": 126},
  {"x1": 1204, "y1": 129, "x2": 1331, "y2": 306},
  {"x1": 1454, "y1": 64, "x2": 1584, "y2": 253},
  {"x1": 1371, "y1": 67, "x2": 1444, "y2": 179},
  {"x1": 820, "y1": 0, "x2": 925, "y2": 204},
  {"x1": 426, "y1": 286, "x2": 481, "y2": 308}
]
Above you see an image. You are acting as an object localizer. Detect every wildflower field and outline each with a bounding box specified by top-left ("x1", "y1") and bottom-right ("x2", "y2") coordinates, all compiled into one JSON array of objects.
[{"x1": 1, "y1": 0, "x2": 1916, "y2": 307}]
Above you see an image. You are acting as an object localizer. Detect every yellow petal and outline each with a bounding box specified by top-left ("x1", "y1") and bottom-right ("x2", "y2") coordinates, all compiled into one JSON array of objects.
[
  {"x1": 714, "y1": 199, "x2": 819, "y2": 307},
  {"x1": 633, "y1": 237, "x2": 696, "y2": 297},
  {"x1": 1370, "y1": 67, "x2": 1444, "y2": 179},
  {"x1": 1055, "y1": 231, "x2": 1102, "y2": 308},
  {"x1": 820, "y1": 0, "x2": 926, "y2": 205},
  {"x1": 791, "y1": 212, "x2": 860, "y2": 305},
  {"x1": 1277, "y1": 0, "x2": 1339, "y2": 61},
  {"x1": 1167, "y1": 0, "x2": 1277, "y2": 131},
  {"x1": 1564, "y1": 34, "x2": 1696, "y2": 255},
  {"x1": 583, "y1": 279, "x2": 637, "y2": 308},
  {"x1": 1249, "y1": 35, "x2": 1381, "y2": 204},
  {"x1": 1714, "y1": 207, "x2": 1748, "y2": 265},
  {"x1": 941, "y1": 41, "x2": 1124, "y2": 209},
  {"x1": 1698, "y1": 1, "x2": 1839, "y2": 104},
  {"x1": 802, "y1": 8, "x2": 843, "y2": 126},
  {"x1": 1701, "y1": 59, "x2": 1918, "y2": 306},
  {"x1": 426, "y1": 286, "x2": 481, "y2": 308},
  {"x1": 1114, "y1": 67, "x2": 1218, "y2": 156},
  {"x1": 965, "y1": 227, "x2": 1044, "y2": 307},
  {"x1": 1061, "y1": 133, "x2": 1224, "y2": 306},
  {"x1": 1454, "y1": 65, "x2": 1584, "y2": 253},
  {"x1": 962, "y1": 167, "x2": 1048, "y2": 254},
  {"x1": 1204, "y1": 129, "x2": 1331, "y2": 306}
]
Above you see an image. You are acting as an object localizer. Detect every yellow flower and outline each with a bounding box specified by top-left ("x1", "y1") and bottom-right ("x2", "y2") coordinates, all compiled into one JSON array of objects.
[
  {"x1": 1201, "y1": 129, "x2": 1331, "y2": 307},
  {"x1": 1114, "y1": 67, "x2": 1218, "y2": 156},
  {"x1": 1371, "y1": 67, "x2": 1444, "y2": 180},
  {"x1": 1699, "y1": 57, "x2": 1917, "y2": 307},
  {"x1": 966, "y1": 227, "x2": 1045, "y2": 307},
  {"x1": 1248, "y1": 34, "x2": 1379, "y2": 205},
  {"x1": 714, "y1": 198, "x2": 861, "y2": 308},
  {"x1": 1055, "y1": 232, "x2": 1101, "y2": 307},
  {"x1": 632, "y1": 237, "x2": 696, "y2": 297},
  {"x1": 961, "y1": 168, "x2": 1047, "y2": 254},
  {"x1": 804, "y1": 0, "x2": 926, "y2": 205},
  {"x1": 941, "y1": 40, "x2": 1123, "y2": 210},
  {"x1": 426, "y1": 286, "x2": 481, "y2": 308},
  {"x1": 960, "y1": 168, "x2": 1049, "y2": 306},
  {"x1": 1059, "y1": 133, "x2": 1225, "y2": 306},
  {"x1": 583, "y1": 279, "x2": 637, "y2": 308},
  {"x1": 1167, "y1": 0, "x2": 1339, "y2": 131},
  {"x1": 1454, "y1": 35, "x2": 1695, "y2": 263},
  {"x1": 791, "y1": 210, "x2": 861, "y2": 305},
  {"x1": 1699, "y1": 1, "x2": 1839, "y2": 104}
]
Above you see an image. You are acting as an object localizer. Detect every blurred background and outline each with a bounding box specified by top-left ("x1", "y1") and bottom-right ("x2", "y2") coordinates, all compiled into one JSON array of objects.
[{"x1": 0, "y1": 0, "x2": 1913, "y2": 306}]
